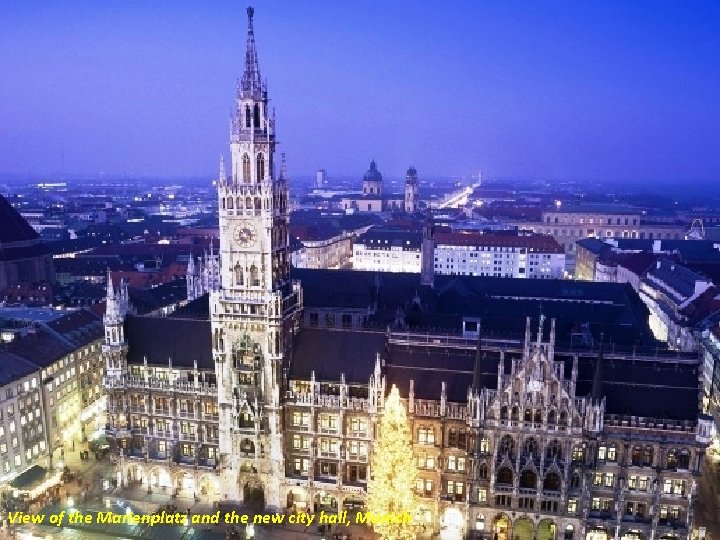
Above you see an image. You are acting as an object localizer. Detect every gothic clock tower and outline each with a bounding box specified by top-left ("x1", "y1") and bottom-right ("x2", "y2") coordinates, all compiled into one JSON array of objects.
[{"x1": 211, "y1": 6, "x2": 301, "y2": 508}]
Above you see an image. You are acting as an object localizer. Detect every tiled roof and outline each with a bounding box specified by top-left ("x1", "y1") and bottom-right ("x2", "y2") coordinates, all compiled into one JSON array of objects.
[
  {"x1": 646, "y1": 259, "x2": 709, "y2": 300},
  {"x1": 3, "y1": 328, "x2": 75, "y2": 368},
  {"x1": 0, "y1": 351, "x2": 38, "y2": 386},
  {"x1": 124, "y1": 315, "x2": 212, "y2": 368},
  {"x1": 355, "y1": 228, "x2": 422, "y2": 249},
  {"x1": 435, "y1": 232, "x2": 563, "y2": 252},
  {"x1": 290, "y1": 328, "x2": 385, "y2": 384},
  {"x1": 0, "y1": 195, "x2": 40, "y2": 245}
]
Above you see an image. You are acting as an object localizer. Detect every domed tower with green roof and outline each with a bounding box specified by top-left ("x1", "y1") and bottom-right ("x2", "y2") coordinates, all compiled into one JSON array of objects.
[{"x1": 362, "y1": 159, "x2": 383, "y2": 197}]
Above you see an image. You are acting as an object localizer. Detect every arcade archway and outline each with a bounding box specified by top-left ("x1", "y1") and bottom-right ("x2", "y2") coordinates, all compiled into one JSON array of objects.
[
  {"x1": 514, "y1": 517, "x2": 534, "y2": 540},
  {"x1": 537, "y1": 519, "x2": 557, "y2": 540},
  {"x1": 440, "y1": 507, "x2": 464, "y2": 540},
  {"x1": 493, "y1": 514, "x2": 511, "y2": 540}
]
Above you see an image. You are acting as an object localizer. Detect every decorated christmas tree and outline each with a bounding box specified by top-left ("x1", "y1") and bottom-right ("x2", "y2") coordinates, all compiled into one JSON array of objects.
[{"x1": 367, "y1": 384, "x2": 418, "y2": 540}]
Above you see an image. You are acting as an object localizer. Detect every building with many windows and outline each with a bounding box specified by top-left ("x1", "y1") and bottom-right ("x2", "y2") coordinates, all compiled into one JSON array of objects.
[
  {"x1": 433, "y1": 231, "x2": 565, "y2": 279},
  {"x1": 102, "y1": 9, "x2": 711, "y2": 540},
  {"x1": 516, "y1": 205, "x2": 688, "y2": 273}
]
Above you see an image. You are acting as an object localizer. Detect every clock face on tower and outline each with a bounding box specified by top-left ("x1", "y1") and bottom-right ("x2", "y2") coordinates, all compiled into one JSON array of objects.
[{"x1": 233, "y1": 222, "x2": 257, "y2": 248}]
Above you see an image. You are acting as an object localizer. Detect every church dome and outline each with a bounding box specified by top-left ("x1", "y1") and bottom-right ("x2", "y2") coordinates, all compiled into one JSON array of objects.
[{"x1": 363, "y1": 160, "x2": 383, "y2": 183}]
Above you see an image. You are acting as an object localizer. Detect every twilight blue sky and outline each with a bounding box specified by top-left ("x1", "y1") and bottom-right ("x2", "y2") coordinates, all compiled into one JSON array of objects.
[{"x1": 1, "y1": 1, "x2": 719, "y2": 183}]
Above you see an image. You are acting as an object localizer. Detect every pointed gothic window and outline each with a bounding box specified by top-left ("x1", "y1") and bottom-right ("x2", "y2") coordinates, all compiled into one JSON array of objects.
[
  {"x1": 496, "y1": 467, "x2": 513, "y2": 485},
  {"x1": 253, "y1": 103, "x2": 260, "y2": 127},
  {"x1": 227, "y1": 197, "x2": 233, "y2": 209},
  {"x1": 544, "y1": 472, "x2": 561, "y2": 491},
  {"x1": 519, "y1": 470, "x2": 537, "y2": 489},
  {"x1": 246, "y1": 197, "x2": 252, "y2": 209},
  {"x1": 235, "y1": 265, "x2": 244, "y2": 286},
  {"x1": 237, "y1": 197, "x2": 242, "y2": 209},
  {"x1": 499, "y1": 435, "x2": 515, "y2": 457},
  {"x1": 570, "y1": 472, "x2": 581, "y2": 488},
  {"x1": 546, "y1": 440, "x2": 562, "y2": 460},
  {"x1": 250, "y1": 265, "x2": 260, "y2": 287},
  {"x1": 242, "y1": 154, "x2": 251, "y2": 182},
  {"x1": 254, "y1": 197, "x2": 262, "y2": 211},
  {"x1": 245, "y1": 105, "x2": 251, "y2": 128},
  {"x1": 256, "y1": 153, "x2": 265, "y2": 182},
  {"x1": 524, "y1": 438, "x2": 538, "y2": 457}
]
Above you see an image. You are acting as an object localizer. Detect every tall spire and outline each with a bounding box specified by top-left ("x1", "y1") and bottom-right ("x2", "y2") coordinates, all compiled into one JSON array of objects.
[
  {"x1": 106, "y1": 268, "x2": 114, "y2": 299},
  {"x1": 279, "y1": 152, "x2": 287, "y2": 181},
  {"x1": 591, "y1": 334, "x2": 604, "y2": 400},
  {"x1": 472, "y1": 320, "x2": 483, "y2": 392},
  {"x1": 219, "y1": 155, "x2": 228, "y2": 186},
  {"x1": 241, "y1": 6, "x2": 262, "y2": 94}
]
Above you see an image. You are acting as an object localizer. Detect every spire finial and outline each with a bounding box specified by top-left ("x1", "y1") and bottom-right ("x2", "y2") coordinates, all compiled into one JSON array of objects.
[
  {"x1": 241, "y1": 6, "x2": 262, "y2": 93},
  {"x1": 279, "y1": 152, "x2": 288, "y2": 180},
  {"x1": 106, "y1": 268, "x2": 114, "y2": 298},
  {"x1": 218, "y1": 155, "x2": 226, "y2": 185}
]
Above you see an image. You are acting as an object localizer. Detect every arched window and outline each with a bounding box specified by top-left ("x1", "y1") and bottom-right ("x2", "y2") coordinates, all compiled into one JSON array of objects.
[
  {"x1": 546, "y1": 440, "x2": 562, "y2": 460},
  {"x1": 448, "y1": 428, "x2": 457, "y2": 447},
  {"x1": 642, "y1": 446, "x2": 654, "y2": 467},
  {"x1": 250, "y1": 265, "x2": 260, "y2": 287},
  {"x1": 245, "y1": 105, "x2": 251, "y2": 128},
  {"x1": 677, "y1": 449, "x2": 690, "y2": 469},
  {"x1": 254, "y1": 197, "x2": 262, "y2": 211},
  {"x1": 666, "y1": 449, "x2": 677, "y2": 469},
  {"x1": 570, "y1": 472, "x2": 581, "y2": 488},
  {"x1": 253, "y1": 103, "x2": 260, "y2": 127},
  {"x1": 559, "y1": 411, "x2": 568, "y2": 426},
  {"x1": 234, "y1": 265, "x2": 244, "y2": 286},
  {"x1": 534, "y1": 409, "x2": 542, "y2": 423},
  {"x1": 236, "y1": 197, "x2": 242, "y2": 209},
  {"x1": 245, "y1": 196, "x2": 252, "y2": 209},
  {"x1": 222, "y1": 198, "x2": 226, "y2": 210},
  {"x1": 499, "y1": 435, "x2": 515, "y2": 457},
  {"x1": 227, "y1": 197, "x2": 233, "y2": 209},
  {"x1": 519, "y1": 469, "x2": 537, "y2": 489},
  {"x1": 511, "y1": 406, "x2": 519, "y2": 421},
  {"x1": 524, "y1": 408, "x2": 532, "y2": 422},
  {"x1": 479, "y1": 437, "x2": 490, "y2": 454},
  {"x1": 475, "y1": 516, "x2": 485, "y2": 532},
  {"x1": 500, "y1": 406, "x2": 508, "y2": 420},
  {"x1": 256, "y1": 153, "x2": 265, "y2": 182},
  {"x1": 547, "y1": 410, "x2": 557, "y2": 424},
  {"x1": 496, "y1": 467, "x2": 513, "y2": 485},
  {"x1": 523, "y1": 438, "x2": 538, "y2": 457},
  {"x1": 564, "y1": 525, "x2": 574, "y2": 540},
  {"x1": 478, "y1": 463, "x2": 488, "y2": 480},
  {"x1": 543, "y1": 471, "x2": 561, "y2": 491},
  {"x1": 242, "y1": 154, "x2": 251, "y2": 182}
]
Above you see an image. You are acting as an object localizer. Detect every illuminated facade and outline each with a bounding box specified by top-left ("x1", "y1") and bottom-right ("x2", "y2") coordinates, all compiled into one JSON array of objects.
[{"x1": 102, "y1": 8, "x2": 712, "y2": 540}]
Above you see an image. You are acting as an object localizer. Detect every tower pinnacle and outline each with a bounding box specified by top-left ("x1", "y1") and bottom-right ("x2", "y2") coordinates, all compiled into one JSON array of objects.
[{"x1": 241, "y1": 6, "x2": 262, "y2": 94}]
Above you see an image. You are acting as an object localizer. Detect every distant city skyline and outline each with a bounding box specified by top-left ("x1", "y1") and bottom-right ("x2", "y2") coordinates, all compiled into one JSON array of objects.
[{"x1": 1, "y1": 1, "x2": 719, "y2": 183}]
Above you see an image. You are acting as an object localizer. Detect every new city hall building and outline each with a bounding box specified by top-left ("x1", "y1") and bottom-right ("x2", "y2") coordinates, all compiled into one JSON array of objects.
[{"x1": 103, "y1": 9, "x2": 712, "y2": 540}]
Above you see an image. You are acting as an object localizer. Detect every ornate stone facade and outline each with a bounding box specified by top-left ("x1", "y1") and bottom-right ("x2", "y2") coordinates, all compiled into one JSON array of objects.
[{"x1": 102, "y1": 8, "x2": 711, "y2": 540}]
